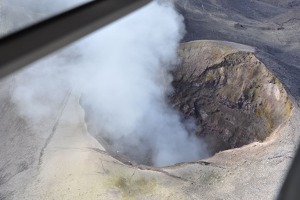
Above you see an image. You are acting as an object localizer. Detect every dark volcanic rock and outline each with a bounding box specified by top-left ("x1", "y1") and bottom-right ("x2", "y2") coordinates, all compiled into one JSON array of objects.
[{"x1": 170, "y1": 41, "x2": 292, "y2": 154}]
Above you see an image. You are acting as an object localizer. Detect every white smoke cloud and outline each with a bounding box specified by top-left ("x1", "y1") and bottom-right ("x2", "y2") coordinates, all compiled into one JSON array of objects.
[{"x1": 6, "y1": 1, "x2": 209, "y2": 166}]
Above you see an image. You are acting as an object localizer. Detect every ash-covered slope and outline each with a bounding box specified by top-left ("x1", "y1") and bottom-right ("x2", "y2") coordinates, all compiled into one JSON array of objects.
[{"x1": 173, "y1": 0, "x2": 300, "y2": 100}]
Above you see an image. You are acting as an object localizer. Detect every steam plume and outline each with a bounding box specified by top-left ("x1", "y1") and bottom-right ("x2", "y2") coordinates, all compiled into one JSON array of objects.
[{"x1": 5, "y1": 1, "x2": 208, "y2": 166}]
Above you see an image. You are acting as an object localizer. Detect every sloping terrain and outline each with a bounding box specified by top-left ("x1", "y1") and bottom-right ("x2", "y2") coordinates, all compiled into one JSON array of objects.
[{"x1": 173, "y1": 0, "x2": 300, "y2": 100}]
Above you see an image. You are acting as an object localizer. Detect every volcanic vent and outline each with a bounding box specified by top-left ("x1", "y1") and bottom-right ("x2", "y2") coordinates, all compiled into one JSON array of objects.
[
  {"x1": 83, "y1": 41, "x2": 292, "y2": 167},
  {"x1": 171, "y1": 41, "x2": 292, "y2": 155}
]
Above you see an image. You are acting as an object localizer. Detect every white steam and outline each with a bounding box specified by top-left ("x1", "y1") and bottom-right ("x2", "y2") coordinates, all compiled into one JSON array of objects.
[{"x1": 6, "y1": 1, "x2": 208, "y2": 166}]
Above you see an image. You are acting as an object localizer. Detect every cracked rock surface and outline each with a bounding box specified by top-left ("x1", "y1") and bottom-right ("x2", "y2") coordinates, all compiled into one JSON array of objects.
[{"x1": 171, "y1": 41, "x2": 292, "y2": 154}]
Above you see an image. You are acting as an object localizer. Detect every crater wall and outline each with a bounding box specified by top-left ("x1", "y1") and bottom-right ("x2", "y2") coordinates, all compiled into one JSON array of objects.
[{"x1": 171, "y1": 41, "x2": 292, "y2": 154}]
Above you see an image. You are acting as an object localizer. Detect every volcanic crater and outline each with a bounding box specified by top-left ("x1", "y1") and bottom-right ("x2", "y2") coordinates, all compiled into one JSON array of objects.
[
  {"x1": 171, "y1": 41, "x2": 292, "y2": 155},
  {"x1": 83, "y1": 40, "x2": 292, "y2": 167}
]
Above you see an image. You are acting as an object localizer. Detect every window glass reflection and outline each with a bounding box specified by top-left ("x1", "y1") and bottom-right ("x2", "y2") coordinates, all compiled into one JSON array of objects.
[{"x1": 0, "y1": 0, "x2": 92, "y2": 37}]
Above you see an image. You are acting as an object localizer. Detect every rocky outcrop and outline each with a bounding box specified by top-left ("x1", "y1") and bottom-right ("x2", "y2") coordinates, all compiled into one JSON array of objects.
[{"x1": 171, "y1": 41, "x2": 292, "y2": 154}]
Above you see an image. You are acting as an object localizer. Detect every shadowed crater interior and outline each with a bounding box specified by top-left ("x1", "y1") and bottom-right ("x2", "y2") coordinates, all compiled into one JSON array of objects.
[
  {"x1": 82, "y1": 41, "x2": 292, "y2": 166},
  {"x1": 170, "y1": 41, "x2": 292, "y2": 155}
]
